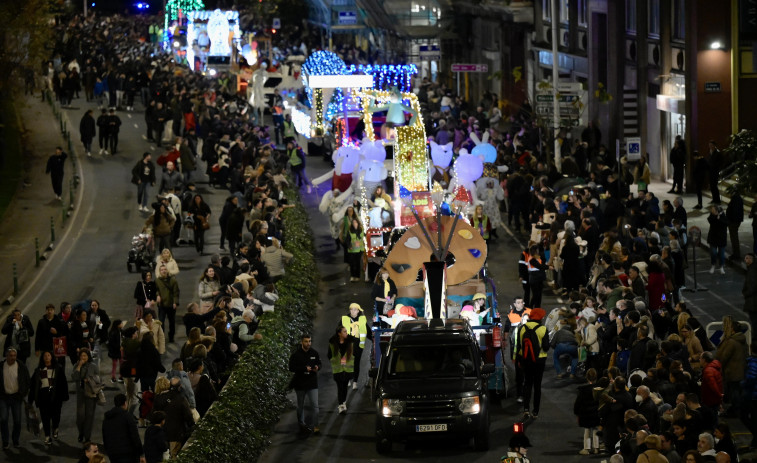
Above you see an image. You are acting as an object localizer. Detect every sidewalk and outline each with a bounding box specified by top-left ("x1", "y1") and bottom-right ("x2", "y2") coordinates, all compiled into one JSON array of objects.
[
  {"x1": 0, "y1": 94, "x2": 81, "y2": 314},
  {"x1": 646, "y1": 180, "x2": 755, "y2": 275}
]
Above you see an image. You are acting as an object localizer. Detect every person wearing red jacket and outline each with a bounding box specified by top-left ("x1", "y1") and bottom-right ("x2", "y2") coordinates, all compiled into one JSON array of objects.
[{"x1": 700, "y1": 351, "x2": 724, "y2": 411}]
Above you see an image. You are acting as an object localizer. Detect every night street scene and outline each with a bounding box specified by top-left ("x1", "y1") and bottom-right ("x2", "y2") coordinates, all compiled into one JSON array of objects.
[{"x1": 2, "y1": 1, "x2": 757, "y2": 462}]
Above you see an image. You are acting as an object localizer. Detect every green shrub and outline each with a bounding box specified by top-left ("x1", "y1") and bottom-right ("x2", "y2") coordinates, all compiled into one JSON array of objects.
[{"x1": 175, "y1": 187, "x2": 319, "y2": 463}]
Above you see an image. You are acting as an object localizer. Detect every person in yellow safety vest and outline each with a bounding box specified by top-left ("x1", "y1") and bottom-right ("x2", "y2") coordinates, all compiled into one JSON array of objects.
[
  {"x1": 286, "y1": 140, "x2": 312, "y2": 193},
  {"x1": 516, "y1": 307, "x2": 549, "y2": 419},
  {"x1": 471, "y1": 205, "x2": 491, "y2": 241},
  {"x1": 283, "y1": 113, "x2": 296, "y2": 144},
  {"x1": 341, "y1": 303, "x2": 372, "y2": 391},
  {"x1": 504, "y1": 296, "x2": 531, "y2": 403},
  {"x1": 328, "y1": 325, "x2": 357, "y2": 414}
]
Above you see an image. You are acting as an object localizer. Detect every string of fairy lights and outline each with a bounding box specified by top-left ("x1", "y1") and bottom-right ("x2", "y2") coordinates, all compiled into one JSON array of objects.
[{"x1": 347, "y1": 64, "x2": 418, "y2": 92}]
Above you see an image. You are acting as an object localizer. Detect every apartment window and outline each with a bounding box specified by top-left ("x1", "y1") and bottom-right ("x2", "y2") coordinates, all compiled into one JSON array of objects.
[
  {"x1": 626, "y1": 0, "x2": 637, "y2": 33},
  {"x1": 673, "y1": 0, "x2": 685, "y2": 40},
  {"x1": 560, "y1": 0, "x2": 569, "y2": 24},
  {"x1": 578, "y1": 0, "x2": 588, "y2": 27},
  {"x1": 648, "y1": 0, "x2": 660, "y2": 37},
  {"x1": 543, "y1": 0, "x2": 551, "y2": 22}
]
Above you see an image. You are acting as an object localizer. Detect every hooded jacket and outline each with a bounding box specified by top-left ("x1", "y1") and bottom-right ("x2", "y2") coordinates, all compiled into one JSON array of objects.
[
  {"x1": 716, "y1": 331, "x2": 748, "y2": 382},
  {"x1": 701, "y1": 359, "x2": 724, "y2": 407}
]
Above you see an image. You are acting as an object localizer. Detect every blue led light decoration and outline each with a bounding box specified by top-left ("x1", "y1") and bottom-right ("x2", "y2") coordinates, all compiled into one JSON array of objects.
[
  {"x1": 301, "y1": 51, "x2": 348, "y2": 107},
  {"x1": 347, "y1": 64, "x2": 418, "y2": 93},
  {"x1": 324, "y1": 88, "x2": 344, "y2": 122}
]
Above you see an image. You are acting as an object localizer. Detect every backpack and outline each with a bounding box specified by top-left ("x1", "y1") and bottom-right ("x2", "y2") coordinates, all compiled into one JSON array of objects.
[{"x1": 519, "y1": 324, "x2": 542, "y2": 362}]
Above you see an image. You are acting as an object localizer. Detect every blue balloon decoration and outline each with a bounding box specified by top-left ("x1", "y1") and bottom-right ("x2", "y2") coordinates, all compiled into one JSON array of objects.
[
  {"x1": 399, "y1": 185, "x2": 411, "y2": 198},
  {"x1": 468, "y1": 248, "x2": 482, "y2": 258}
]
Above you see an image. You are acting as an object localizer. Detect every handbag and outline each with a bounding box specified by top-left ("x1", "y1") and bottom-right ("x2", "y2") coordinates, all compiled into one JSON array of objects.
[
  {"x1": 52, "y1": 336, "x2": 67, "y2": 357},
  {"x1": 578, "y1": 346, "x2": 588, "y2": 363},
  {"x1": 97, "y1": 389, "x2": 107, "y2": 406},
  {"x1": 141, "y1": 283, "x2": 152, "y2": 310},
  {"x1": 25, "y1": 401, "x2": 42, "y2": 436},
  {"x1": 197, "y1": 215, "x2": 210, "y2": 230}
]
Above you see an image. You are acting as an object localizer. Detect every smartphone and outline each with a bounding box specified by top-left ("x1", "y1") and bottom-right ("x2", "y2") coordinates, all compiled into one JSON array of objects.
[
  {"x1": 661, "y1": 294, "x2": 666, "y2": 302},
  {"x1": 226, "y1": 322, "x2": 231, "y2": 330}
]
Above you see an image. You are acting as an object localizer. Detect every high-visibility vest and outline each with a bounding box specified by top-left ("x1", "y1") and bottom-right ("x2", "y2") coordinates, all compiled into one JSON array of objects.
[
  {"x1": 472, "y1": 216, "x2": 489, "y2": 239},
  {"x1": 507, "y1": 308, "x2": 531, "y2": 360},
  {"x1": 342, "y1": 314, "x2": 368, "y2": 348},
  {"x1": 329, "y1": 342, "x2": 355, "y2": 373}
]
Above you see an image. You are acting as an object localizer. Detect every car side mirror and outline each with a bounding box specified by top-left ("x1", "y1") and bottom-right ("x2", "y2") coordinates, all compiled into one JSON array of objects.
[
  {"x1": 481, "y1": 363, "x2": 495, "y2": 375},
  {"x1": 368, "y1": 367, "x2": 378, "y2": 379}
]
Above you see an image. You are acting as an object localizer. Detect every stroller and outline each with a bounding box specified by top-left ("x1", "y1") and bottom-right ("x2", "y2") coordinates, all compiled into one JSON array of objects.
[{"x1": 127, "y1": 233, "x2": 155, "y2": 273}]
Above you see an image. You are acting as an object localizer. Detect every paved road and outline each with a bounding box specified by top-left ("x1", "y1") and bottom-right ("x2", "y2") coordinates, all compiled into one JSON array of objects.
[{"x1": 2, "y1": 92, "x2": 754, "y2": 462}]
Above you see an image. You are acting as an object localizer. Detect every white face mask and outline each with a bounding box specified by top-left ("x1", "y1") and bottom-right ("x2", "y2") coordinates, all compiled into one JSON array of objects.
[
  {"x1": 635, "y1": 394, "x2": 643, "y2": 403},
  {"x1": 175, "y1": 144, "x2": 181, "y2": 150}
]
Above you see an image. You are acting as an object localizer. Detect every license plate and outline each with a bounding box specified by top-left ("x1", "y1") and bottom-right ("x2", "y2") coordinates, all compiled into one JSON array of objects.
[{"x1": 416, "y1": 424, "x2": 447, "y2": 432}]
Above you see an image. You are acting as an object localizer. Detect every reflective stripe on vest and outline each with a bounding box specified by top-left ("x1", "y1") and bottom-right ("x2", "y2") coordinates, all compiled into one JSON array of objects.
[
  {"x1": 342, "y1": 315, "x2": 367, "y2": 348},
  {"x1": 329, "y1": 342, "x2": 355, "y2": 373}
]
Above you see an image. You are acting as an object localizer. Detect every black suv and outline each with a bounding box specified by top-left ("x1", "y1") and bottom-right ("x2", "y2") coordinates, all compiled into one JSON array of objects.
[{"x1": 369, "y1": 318, "x2": 493, "y2": 453}]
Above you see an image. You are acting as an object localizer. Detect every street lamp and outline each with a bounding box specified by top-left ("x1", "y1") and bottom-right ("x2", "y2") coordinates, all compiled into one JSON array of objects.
[{"x1": 710, "y1": 40, "x2": 723, "y2": 50}]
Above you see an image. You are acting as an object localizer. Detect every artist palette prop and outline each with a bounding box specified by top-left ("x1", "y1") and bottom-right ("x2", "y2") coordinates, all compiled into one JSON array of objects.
[{"x1": 384, "y1": 215, "x2": 487, "y2": 287}]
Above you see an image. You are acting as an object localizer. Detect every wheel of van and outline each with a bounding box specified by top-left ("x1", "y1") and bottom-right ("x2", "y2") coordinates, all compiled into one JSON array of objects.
[
  {"x1": 473, "y1": 428, "x2": 490, "y2": 451},
  {"x1": 376, "y1": 435, "x2": 392, "y2": 454}
]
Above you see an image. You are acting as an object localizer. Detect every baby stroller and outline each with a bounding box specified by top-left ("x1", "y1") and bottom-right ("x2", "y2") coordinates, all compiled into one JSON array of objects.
[{"x1": 127, "y1": 233, "x2": 155, "y2": 273}]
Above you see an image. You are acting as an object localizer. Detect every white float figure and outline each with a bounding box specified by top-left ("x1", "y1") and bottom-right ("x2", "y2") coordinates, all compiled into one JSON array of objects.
[
  {"x1": 207, "y1": 9, "x2": 231, "y2": 57},
  {"x1": 248, "y1": 62, "x2": 267, "y2": 124}
]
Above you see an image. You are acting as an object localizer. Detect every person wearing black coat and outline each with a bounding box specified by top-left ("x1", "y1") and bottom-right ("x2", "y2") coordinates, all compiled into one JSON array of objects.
[
  {"x1": 45, "y1": 147, "x2": 67, "y2": 200},
  {"x1": 79, "y1": 109, "x2": 96, "y2": 156},
  {"x1": 102, "y1": 393, "x2": 145, "y2": 463},
  {"x1": 692, "y1": 151, "x2": 709, "y2": 209},
  {"x1": 143, "y1": 412, "x2": 168, "y2": 463},
  {"x1": 35, "y1": 304, "x2": 65, "y2": 356},
  {"x1": 601, "y1": 376, "x2": 635, "y2": 452},
  {"x1": 87, "y1": 299, "x2": 111, "y2": 345},
  {"x1": 67, "y1": 309, "x2": 94, "y2": 366},
  {"x1": 28, "y1": 351, "x2": 69, "y2": 444},
  {"x1": 707, "y1": 205, "x2": 729, "y2": 274},
  {"x1": 137, "y1": 332, "x2": 165, "y2": 393},
  {"x1": 573, "y1": 369, "x2": 601, "y2": 455},
  {"x1": 2, "y1": 308, "x2": 35, "y2": 363},
  {"x1": 669, "y1": 136, "x2": 686, "y2": 194},
  {"x1": 218, "y1": 196, "x2": 237, "y2": 251},
  {"x1": 726, "y1": 191, "x2": 744, "y2": 260},
  {"x1": 96, "y1": 108, "x2": 109, "y2": 154},
  {"x1": 152, "y1": 379, "x2": 194, "y2": 458}
]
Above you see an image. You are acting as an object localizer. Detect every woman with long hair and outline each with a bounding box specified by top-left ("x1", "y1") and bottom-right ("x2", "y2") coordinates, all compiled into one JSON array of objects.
[
  {"x1": 71, "y1": 349, "x2": 98, "y2": 443},
  {"x1": 28, "y1": 351, "x2": 69, "y2": 445},
  {"x1": 107, "y1": 319, "x2": 124, "y2": 383},
  {"x1": 218, "y1": 196, "x2": 238, "y2": 252},
  {"x1": 134, "y1": 270, "x2": 158, "y2": 320},
  {"x1": 145, "y1": 203, "x2": 175, "y2": 253},
  {"x1": 137, "y1": 331, "x2": 165, "y2": 393},
  {"x1": 328, "y1": 325, "x2": 356, "y2": 414},
  {"x1": 345, "y1": 218, "x2": 365, "y2": 282},
  {"x1": 371, "y1": 268, "x2": 397, "y2": 316},
  {"x1": 198, "y1": 266, "x2": 221, "y2": 313},
  {"x1": 188, "y1": 193, "x2": 211, "y2": 255}
]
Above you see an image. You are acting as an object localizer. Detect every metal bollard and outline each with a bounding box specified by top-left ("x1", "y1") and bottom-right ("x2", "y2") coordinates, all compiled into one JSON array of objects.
[
  {"x1": 35, "y1": 238, "x2": 40, "y2": 268},
  {"x1": 62, "y1": 203, "x2": 66, "y2": 223},
  {"x1": 50, "y1": 216, "x2": 55, "y2": 243},
  {"x1": 69, "y1": 179, "x2": 74, "y2": 209},
  {"x1": 12, "y1": 263, "x2": 18, "y2": 296}
]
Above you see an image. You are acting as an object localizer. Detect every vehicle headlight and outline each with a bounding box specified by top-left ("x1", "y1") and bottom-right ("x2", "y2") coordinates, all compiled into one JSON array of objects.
[
  {"x1": 459, "y1": 396, "x2": 480, "y2": 415},
  {"x1": 381, "y1": 399, "x2": 405, "y2": 417}
]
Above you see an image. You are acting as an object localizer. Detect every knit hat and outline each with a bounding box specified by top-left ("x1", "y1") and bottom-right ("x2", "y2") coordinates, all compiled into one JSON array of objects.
[{"x1": 529, "y1": 307, "x2": 546, "y2": 321}]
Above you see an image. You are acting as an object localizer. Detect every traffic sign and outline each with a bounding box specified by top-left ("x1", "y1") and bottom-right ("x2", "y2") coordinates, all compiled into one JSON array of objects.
[
  {"x1": 419, "y1": 45, "x2": 441, "y2": 61},
  {"x1": 272, "y1": 17, "x2": 281, "y2": 29},
  {"x1": 451, "y1": 64, "x2": 488, "y2": 73},
  {"x1": 535, "y1": 93, "x2": 579, "y2": 103},
  {"x1": 625, "y1": 137, "x2": 642, "y2": 161},
  {"x1": 555, "y1": 82, "x2": 582, "y2": 92},
  {"x1": 338, "y1": 11, "x2": 358, "y2": 25},
  {"x1": 535, "y1": 106, "x2": 580, "y2": 117}
]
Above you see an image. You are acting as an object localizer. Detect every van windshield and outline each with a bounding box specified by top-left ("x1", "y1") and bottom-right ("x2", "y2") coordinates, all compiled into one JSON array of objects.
[{"x1": 387, "y1": 345, "x2": 476, "y2": 377}]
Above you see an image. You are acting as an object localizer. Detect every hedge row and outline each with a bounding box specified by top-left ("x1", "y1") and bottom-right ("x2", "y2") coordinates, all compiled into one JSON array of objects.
[{"x1": 175, "y1": 187, "x2": 319, "y2": 463}]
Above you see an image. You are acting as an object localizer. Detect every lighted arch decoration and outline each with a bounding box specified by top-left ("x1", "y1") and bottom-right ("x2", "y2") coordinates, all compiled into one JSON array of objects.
[{"x1": 356, "y1": 89, "x2": 427, "y2": 192}]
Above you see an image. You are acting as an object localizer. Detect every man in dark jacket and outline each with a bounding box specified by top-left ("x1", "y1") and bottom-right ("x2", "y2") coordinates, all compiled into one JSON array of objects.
[
  {"x1": 35, "y1": 303, "x2": 65, "y2": 355},
  {"x1": 45, "y1": 147, "x2": 67, "y2": 200},
  {"x1": 708, "y1": 141, "x2": 723, "y2": 205},
  {"x1": 0, "y1": 348, "x2": 30, "y2": 449},
  {"x1": 707, "y1": 205, "x2": 729, "y2": 274},
  {"x1": 107, "y1": 108, "x2": 123, "y2": 154},
  {"x1": 97, "y1": 108, "x2": 109, "y2": 154},
  {"x1": 132, "y1": 152, "x2": 156, "y2": 212},
  {"x1": 692, "y1": 151, "x2": 709, "y2": 209},
  {"x1": 288, "y1": 334, "x2": 322, "y2": 434},
  {"x1": 726, "y1": 190, "x2": 744, "y2": 260},
  {"x1": 79, "y1": 109, "x2": 96, "y2": 156},
  {"x1": 102, "y1": 393, "x2": 146, "y2": 463}
]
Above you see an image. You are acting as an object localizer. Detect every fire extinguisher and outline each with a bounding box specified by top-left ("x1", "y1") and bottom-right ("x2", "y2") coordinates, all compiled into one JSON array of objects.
[{"x1": 492, "y1": 324, "x2": 502, "y2": 348}]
